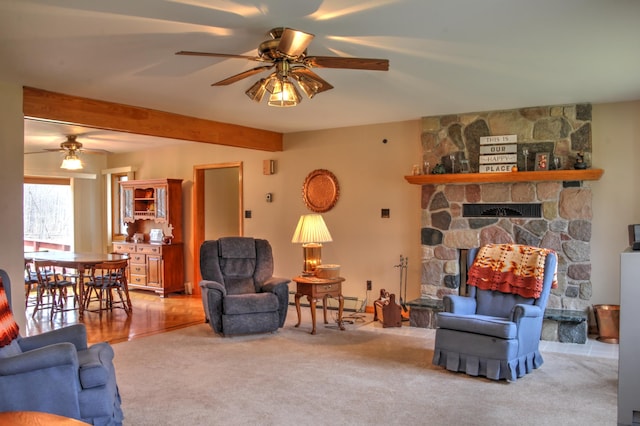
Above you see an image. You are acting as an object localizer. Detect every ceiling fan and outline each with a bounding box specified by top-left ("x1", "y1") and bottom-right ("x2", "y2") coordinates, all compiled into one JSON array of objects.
[
  {"x1": 25, "y1": 135, "x2": 109, "y2": 170},
  {"x1": 57, "y1": 135, "x2": 82, "y2": 170},
  {"x1": 176, "y1": 27, "x2": 389, "y2": 107}
]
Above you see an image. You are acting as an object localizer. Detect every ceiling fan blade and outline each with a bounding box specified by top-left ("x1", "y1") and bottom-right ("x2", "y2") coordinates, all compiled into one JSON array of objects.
[
  {"x1": 290, "y1": 68, "x2": 334, "y2": 95},
  {"x1": 305, "y1": 56, "x2": 389, "y2": 71},
  {"x1": 212, "y1": 65, "x2": 274, "y2": 86},
  {"x1": 277, "y1": 28, "x2": 314, "y2": 58},
  {"x1": 176, "y1": 51, "x2": 263, "y2": 62}
]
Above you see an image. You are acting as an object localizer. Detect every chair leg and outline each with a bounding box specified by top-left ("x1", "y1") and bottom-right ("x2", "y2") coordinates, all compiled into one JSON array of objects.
[{"x1": 114, "y1": 286, "x2": 132, "y2": 315}]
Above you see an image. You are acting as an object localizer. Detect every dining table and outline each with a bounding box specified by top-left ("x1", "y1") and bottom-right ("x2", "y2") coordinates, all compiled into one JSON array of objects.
[{"x1": 24, "y1": 251, "x2": 129, "y2": 319}]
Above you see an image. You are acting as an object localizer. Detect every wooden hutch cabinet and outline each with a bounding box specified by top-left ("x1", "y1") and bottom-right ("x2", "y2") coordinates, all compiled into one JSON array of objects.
[{"x1": 114, "y1": 178, "x2": 184, "y2": 297}]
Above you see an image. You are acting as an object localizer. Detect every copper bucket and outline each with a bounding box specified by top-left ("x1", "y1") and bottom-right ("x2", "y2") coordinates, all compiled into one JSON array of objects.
[{"x1": 593, "y1": 304, "x2": 620, "y2": 344}]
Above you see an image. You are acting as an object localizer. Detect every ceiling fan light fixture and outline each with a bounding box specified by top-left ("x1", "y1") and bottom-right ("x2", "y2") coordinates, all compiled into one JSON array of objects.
[
  {"x1": 268, "y1": 79, "x2": 301, "y2": 107},
  {"x1": 245, "y1": 78, "x2": 268, "y2": 102},
  {"x1": 60, "y1": 152, "x2": 82, "y2": 170},
  {"x1": 293, "y1": 75, "x2": 321, "y2": 99},
  {"x1": 265, "y1": 75, "x2": 282, "y2": 94}
]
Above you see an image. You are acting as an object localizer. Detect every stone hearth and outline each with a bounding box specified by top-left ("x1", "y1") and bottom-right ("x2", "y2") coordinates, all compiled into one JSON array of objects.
[{"x1": 413, "y1": 103, "x2": 595, "y2": 343}]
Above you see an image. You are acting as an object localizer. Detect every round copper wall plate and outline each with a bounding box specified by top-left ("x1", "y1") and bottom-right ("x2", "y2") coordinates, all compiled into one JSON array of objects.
[{"x1": 302, "y1": 169, "x2": 339, "y2": 212}]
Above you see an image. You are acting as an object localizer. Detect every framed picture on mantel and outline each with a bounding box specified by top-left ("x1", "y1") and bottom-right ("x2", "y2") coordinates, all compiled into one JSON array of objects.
[{"x1": 535, "y1": 152, "x2": 549, "y2": 171}]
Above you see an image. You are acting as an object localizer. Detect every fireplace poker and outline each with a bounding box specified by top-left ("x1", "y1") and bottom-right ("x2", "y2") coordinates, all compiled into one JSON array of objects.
[{"x1": 394, "y1": 255, "x2": 409, "y2": 319}]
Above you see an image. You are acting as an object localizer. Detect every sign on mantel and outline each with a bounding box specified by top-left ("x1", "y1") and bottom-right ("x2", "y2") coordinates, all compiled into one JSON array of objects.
[{"x1": 479, "y1": 134, "x2": 518, "y2": 173}]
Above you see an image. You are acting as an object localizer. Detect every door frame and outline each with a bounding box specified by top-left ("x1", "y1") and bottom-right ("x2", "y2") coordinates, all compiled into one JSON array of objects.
[{"x1": 192, "y1": 162, "x2": 243, "y2": 295}]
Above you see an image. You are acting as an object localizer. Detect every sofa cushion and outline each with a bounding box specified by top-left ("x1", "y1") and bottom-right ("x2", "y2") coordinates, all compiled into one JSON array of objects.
[
  {"x1": 224, "y1": 293, "x2": 278, "y2": 315},
  {"x1": 0, "y1": 339, "x2": 22, "y2": 358},
  {"x1": 438, "y1": 312, "x2": 517, "y2": 339},
  {"x1": 224, "y1": 277, "x2": 256, "y2": 295},
  {"x1": 218, "y1": 237, "x2": 256, "y2": 259},
  {"x1": 220, "y1": 259, "x2": 256, "y2": 280},
  {"x1": 476, "y1": 289, "x2": 534, "y2": 318}
]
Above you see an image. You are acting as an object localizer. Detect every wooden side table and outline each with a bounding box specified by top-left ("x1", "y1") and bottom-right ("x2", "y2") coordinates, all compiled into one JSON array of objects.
[
  {"x1": 0, "y1": 411, "x2": 88, "y2": 425},
  {"x1": 293, "y1": 275, "x2": 345, "y2": 335}
]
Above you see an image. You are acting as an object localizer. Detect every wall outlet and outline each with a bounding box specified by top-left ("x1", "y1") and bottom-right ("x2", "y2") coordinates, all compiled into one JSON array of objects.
[{"x1": 366, "y1": 280, "x2": 372, "y2": 291}]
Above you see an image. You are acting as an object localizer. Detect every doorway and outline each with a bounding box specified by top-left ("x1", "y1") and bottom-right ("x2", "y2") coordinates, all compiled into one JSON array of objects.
[{"x1": 193, "y1": 162, "x2": 243, "y2": 294}]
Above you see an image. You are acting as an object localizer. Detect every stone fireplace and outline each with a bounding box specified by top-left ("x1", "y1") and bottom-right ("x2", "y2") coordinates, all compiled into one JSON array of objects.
[{"x1": 409, "y1": 103, "x2": 599, "y2": 343}]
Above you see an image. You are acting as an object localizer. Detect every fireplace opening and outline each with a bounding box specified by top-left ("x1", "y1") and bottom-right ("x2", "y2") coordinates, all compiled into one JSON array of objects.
[{"x1": 462, "y1": 203, "x2": 542, "y2": 218}]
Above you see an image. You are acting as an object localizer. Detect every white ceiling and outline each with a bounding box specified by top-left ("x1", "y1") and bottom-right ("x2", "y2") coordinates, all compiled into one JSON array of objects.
[{"x1": 3, "y1": 0, "x2": 640, "y2": 154}]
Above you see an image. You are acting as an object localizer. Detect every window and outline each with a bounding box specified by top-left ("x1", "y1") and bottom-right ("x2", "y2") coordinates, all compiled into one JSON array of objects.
[
  {"x1": 111, "y1": 173, "x2": 129, "y2": 240},
  {"x1": 24, "y1": 177, "x2": 73, "y2": 252}
]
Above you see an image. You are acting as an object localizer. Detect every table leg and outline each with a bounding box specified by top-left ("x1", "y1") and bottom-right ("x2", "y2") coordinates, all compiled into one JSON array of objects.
[
  {"x1": 307, "y1": 295, "x2": 317, "y2": 335},
  {"x1": 322, "y1": 294, "x2": 329, "y2": 324},
  {"x1": 78, "y1": 266, "x2": 85, "y2": 319},
  {"x1": 338, "y1": 293, "x2": 345, "y2": 331},
  {"x1": 294, "y1": 292, "x2": 302, "y2": 328}
]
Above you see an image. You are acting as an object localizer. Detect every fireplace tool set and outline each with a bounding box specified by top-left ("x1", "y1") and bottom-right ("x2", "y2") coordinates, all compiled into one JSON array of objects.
[{"x1": 394, "y1": 255, "x2": 410, "y2": 321}]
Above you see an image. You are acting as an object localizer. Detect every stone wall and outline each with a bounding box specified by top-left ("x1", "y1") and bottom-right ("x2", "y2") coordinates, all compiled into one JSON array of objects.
[
  {"x1": 421, "y1": 104, "x2": 592, "y2": 173},
  {"x1": 420, "y1": 104, "x2": 594, "y2": 312}
]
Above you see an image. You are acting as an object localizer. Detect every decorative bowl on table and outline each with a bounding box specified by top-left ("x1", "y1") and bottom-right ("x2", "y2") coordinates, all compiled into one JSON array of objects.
[{"x1": 315, "y1": 264, "x2": 340, "y2": 279}]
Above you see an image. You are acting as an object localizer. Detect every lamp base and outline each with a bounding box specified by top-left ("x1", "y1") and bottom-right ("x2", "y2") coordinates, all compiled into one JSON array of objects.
[{"x1": 302, "y1": 243, "x2": 322, "y2": 275}]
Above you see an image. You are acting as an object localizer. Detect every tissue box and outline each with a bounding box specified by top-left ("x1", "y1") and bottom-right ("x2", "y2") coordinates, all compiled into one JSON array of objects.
[{"x1": 315, "y1": 264, "x2": 340, "y2": 279}]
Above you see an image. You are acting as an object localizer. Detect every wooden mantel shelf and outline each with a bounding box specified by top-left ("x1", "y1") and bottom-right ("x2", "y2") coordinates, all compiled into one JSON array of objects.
[{"x1": 404, "y1": 168, "x2": 604, "y2": 185}]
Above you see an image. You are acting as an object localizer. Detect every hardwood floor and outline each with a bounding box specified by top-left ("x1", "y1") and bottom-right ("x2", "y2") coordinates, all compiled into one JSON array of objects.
[{"x1": 25, "y1": 289, "x2": 205, "y2": 345}]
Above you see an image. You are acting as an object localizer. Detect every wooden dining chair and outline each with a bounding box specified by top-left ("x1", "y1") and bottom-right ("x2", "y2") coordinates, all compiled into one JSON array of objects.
[
  {"x1": 84, "y1": 260, "x2": 132, "y2": 316},
  {"x1": 33, "y1": 260, "x2": 78, "y2": 318},
  {"x1": 24, "y1": 259, "x2": 39, "y2": 308}
]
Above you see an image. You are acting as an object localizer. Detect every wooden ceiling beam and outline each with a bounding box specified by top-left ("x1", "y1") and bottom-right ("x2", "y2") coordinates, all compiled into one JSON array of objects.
[{"x1": 23, "y1": 87, "x2": 283, "y2": 152}]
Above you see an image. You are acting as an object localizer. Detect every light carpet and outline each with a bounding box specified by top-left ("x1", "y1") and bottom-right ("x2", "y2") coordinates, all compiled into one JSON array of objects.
[{"x1": 112, "y1": 309, "x2": 617, "y2": 426}]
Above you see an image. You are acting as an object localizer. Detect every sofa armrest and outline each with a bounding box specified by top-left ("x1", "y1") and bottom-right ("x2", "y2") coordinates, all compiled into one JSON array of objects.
[
  {"x1": 199, "y1": 280, "x2": 226, "y2": 334},
  {"x1": 18, "y1": 324, "x2": 88, "y2": 352},
  {"x1": 261, "y1": 277, "x2": 290, "y2": 293},
  {"x1": 77, "y1": 342, "x2": 114, "y2": 389},
  {"x1": 199, "y1": 279, "x2": 226, "y2": 295},
  {"x1": 260, "y1": 277, "x2": 290, "y2": 328},
  {"x1": 512, "y1": 304, "x2": 543, "y2": 322},
  {"x1": 0, "y1": 342, "x2": 78, "y2": 376},
  {"x1": 443, "y1": 294, "x2": 476, "y2": 315}
]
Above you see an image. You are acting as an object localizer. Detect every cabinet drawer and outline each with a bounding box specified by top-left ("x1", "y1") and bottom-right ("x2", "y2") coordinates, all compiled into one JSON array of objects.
[
  {"x1": 113, "y1": 243, "x2": 132, "y2": 254},
  {"x1": 129, "y1": 274, "x2": 147, "y2": 286},
  {"x1": 314, "y1": 283, "x2": 340, "y2": 295},
  {"x1": 129, "y1": 253, "x2": 146, "y2": 264},
  {"x1": 130, "y1": 264, "x2": 146, "y2": 275},
  {"x1": 136, "y1": 245, "x2": 162, "y2": 255}
]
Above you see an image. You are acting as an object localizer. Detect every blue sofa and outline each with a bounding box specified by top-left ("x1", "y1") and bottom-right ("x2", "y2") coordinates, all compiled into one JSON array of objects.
[{"x1": 0, "y1": 269, "x2": 123, "y2": 425}]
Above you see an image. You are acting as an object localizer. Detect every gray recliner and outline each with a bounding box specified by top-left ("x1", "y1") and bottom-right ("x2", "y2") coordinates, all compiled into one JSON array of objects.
[
  {"x1": 199, "y1": 237, "x2": 290, "y2": 336},
  {"x1": 0, "y1": 269, "x2": 123, "y2": 425}
]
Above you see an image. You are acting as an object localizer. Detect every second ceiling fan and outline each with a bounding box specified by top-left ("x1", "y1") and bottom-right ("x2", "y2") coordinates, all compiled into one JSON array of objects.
[{"x1": 176, "y1": 27, "x2": 389, "y2": 107}]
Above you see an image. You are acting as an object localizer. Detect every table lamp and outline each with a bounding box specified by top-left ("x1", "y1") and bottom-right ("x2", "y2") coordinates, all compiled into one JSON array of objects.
[{"x1": 291, "y1": 214, "x2": 332, "y2": 275}]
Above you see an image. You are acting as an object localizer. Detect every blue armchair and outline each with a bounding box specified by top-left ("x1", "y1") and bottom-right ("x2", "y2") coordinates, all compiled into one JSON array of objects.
[
  {"x1": 432, "y1": 244, "x2": 557, "y2": 381},
  {"x1": 0, "y1": 269, "x2": 123, "y2": 425},
  {"x1": 199, "y1": 237, "x2": 290, "y2": 336}
]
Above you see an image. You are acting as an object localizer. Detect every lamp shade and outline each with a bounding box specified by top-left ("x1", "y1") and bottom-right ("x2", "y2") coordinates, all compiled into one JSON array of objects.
[
  {"x1": 60, "y1": 153, "x2": 82, "y2": 170},
  {"x1": 268, "y1": 79, "x2": 301, "y2": 107},
  {"x1": 291, "y1": 214, "x2": 332, "y2": 244},
  {"x1": 245, "y1": 78, "x2": 268, "y2": 102}
]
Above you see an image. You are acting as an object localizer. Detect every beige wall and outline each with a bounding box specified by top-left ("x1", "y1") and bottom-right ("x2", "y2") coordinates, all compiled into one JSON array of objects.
[
  {"x1": 204, "y1": 166, "x2": 240, "y2": 240},
  {"x1": 106, "y1": 121, "x2": 423, "y2": 305},
  {"x1": 11, "y1": 89, "x2": 640, "y2": 327},
  {"x1": 591, "y1": 101, "x2": 640, "y2": 304}
]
